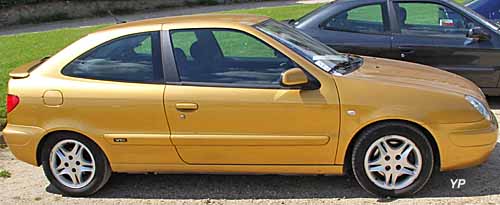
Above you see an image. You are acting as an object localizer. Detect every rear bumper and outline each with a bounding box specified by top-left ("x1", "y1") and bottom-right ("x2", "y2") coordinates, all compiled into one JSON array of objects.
[
  {"x1": 2, "y1": 124, "x2": 45, "y2": 166},
  {"x1": 432, "y1": 119, "x2": 498, "y2": 171}
]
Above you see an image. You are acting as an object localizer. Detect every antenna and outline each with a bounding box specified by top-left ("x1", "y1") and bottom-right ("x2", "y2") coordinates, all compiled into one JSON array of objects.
[{"x1": 108, "y1": 10, "x2": 127, "y2": 24}]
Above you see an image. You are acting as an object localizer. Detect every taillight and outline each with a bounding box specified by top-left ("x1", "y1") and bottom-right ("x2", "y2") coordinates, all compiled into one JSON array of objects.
[{"x1": 6, "y1": 94, "x2": 20, "y2": 113}]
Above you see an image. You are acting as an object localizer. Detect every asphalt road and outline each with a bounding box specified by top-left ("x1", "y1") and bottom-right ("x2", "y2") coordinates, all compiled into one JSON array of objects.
[{"x1": 0, "y1": 98, "x2": 499, "y2": 204}]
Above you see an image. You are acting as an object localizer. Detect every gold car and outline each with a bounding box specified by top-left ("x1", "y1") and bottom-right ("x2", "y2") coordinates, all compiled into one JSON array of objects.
[{"x1": 4, "y1": 14, "x2": 498, "y2": 197}]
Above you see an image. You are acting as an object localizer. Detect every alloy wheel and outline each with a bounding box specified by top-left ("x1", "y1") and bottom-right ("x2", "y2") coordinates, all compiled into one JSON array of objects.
[
  {"x1": 363, "y1": 135, "x2": 422, "y2": 190},
  {"x1": 49, "y1": 139, "x2": 96, "y2": 189}
]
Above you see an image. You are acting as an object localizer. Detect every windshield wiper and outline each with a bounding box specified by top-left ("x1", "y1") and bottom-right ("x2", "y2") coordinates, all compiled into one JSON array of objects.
[{"x1": 331, "y1": 54, "x2": 363, "y2": 74}]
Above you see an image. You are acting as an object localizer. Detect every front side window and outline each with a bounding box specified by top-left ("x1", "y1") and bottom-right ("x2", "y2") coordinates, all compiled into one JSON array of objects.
[
  {"x1": 170, "y1": 29, "x2": 297, "y2": 87},
  {"x1": 324, "y1": 4, "x2": 387, "y2": 34},
  {"x1": 63, "y1": 32, "x2": 163, "y2": 83},
  {"x1": 395, "y1": 2, "x2": 479, "y2": 37}
]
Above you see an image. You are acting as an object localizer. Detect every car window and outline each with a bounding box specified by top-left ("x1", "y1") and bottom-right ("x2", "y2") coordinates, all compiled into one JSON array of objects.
[
  {"x1": 396, "y1": 2, "x2": 479, "y2": 37},
  {"x1": 63, "y1": 32, "x2": 163, "y2": 83},
  {"x1": 171, "y1": 31, "x2": 197, "y2": 58},
  {"x1": 324, "y1": 4, "x2": 386, "y2": 34},
  {"x1": 213, "y1": 31, "x2": 276, "y2": 58},
  {"x1": 170, "y1": 29, "x2": 297, "y2": 87}
]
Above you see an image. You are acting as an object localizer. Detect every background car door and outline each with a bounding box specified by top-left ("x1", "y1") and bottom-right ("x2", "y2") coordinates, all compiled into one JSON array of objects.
[
  {"x1": 390, "y1": 1, "x2": 500, "y2": 88},
  {"x1": 315, "y1": 3, "x2": 393, "y2": 58},
  {"x1": 164, "y1": 28, "x2": 340, "y2": 165}
]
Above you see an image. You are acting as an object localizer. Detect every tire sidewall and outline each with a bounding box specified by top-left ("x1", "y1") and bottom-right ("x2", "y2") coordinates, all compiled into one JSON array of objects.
[
  {"x1": 41, "y1": 133, "x2": 109, "y2": 197},
  {"x1": 352, "y1": 124, "x2": 434, "y2": 197}
]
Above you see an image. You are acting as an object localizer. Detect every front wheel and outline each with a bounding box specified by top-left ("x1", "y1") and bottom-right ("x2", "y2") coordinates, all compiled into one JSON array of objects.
[
  {"x1": 351, "y1": 122, "x2": 435, "y2": 197},
  {"x1": 41, "y1": 132, "x2": 111, "y2": 196}
]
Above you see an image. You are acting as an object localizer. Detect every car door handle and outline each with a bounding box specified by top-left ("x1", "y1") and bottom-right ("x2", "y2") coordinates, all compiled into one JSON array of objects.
[
  {"x1": 399, "y1": 47, "x2": 415, "y2": 58},
  {"x1": 176, "y1": 103, "x2": 198, "y2": 111}
]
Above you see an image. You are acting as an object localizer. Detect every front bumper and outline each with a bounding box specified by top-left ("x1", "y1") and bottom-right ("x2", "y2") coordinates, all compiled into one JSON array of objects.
[{"x1": 432, "y1": 118, "x2": 498, "y2": 171}]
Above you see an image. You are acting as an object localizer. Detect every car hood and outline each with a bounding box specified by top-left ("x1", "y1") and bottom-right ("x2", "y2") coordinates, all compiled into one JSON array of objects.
[{"x1": 347, "y1": 57, "x2": 485, "y2": 100}]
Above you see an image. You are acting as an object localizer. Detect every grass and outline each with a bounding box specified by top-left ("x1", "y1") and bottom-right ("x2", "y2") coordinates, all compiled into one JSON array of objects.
[
  {"x1": 0, "y1": 169, "x2": 11, "y2": 178},
  {"x1": 0, "y1": 26, "x2": 106, "y2": 118},
  {"x1": 223, "y1": 3, "x2": 323, "y2": 21},
  {"x1": 0, "y1": 1, "x2": 469, "y2": 118}
]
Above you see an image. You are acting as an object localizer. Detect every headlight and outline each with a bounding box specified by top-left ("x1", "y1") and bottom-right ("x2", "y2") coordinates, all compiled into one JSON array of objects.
[{"x1": 465, "y1": 95, "x2": 492, "y2": 121}]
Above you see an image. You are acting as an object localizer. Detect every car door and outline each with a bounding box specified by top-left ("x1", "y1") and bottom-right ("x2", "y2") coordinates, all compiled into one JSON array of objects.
[
  {"x1": 390, "y1": 1, "x2": 500, "y2": 88},
  {"x1": 163, "y1": 28, "x2": 340, "y2": 165},
  {"x1": 315, "y1": 3, "x2": 393, "y2": 58}
]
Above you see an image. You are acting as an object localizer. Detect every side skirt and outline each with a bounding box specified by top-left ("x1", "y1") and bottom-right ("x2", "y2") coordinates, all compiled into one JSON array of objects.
[{"x1": 111, "y1": 164, "x2": 345, "y2": 175}]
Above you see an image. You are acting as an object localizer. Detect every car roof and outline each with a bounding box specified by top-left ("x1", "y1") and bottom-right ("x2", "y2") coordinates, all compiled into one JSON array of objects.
[{"x1": 97, "y1": 14, "x2": 270, "y2": 33}]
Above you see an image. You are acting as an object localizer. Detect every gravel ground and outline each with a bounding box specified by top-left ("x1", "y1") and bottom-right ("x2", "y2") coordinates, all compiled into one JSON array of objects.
[{"x1": 1, "y1": 98, "x2": 500, "y2": 204}]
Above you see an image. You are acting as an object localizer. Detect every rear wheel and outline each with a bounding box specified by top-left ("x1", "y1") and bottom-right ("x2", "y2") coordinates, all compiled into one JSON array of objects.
[
  {"x1": 41, "y1": 132, "x2": 111, "y2": 196},
  {"x1": 351, "y1": 122, "x2": 434, "y2": 197}
]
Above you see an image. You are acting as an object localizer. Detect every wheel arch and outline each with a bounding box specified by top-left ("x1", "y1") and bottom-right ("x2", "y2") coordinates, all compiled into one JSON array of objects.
[
  {"x1": 35, "y1": 130, "x2": 109, "y2": 166},
  {"x1": 342, "y1": 119, "x2": 441, "y2": 175}
]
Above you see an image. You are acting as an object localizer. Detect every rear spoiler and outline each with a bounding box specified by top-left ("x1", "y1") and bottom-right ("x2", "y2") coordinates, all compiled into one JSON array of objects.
[{"x1": 9, "y1": 56, "x2": 51, "y2": 79}]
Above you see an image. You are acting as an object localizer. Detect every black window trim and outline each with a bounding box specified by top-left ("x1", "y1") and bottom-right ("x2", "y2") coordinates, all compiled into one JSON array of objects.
[
  {"x1": 165, "y1": 27, "x2": 321, "y2": 90},
  {"x1": 391, "y1": 0, "x2": 487, "y2": 39},
  {"x1": 320, "y1": 3, "x2": 391, "y2": 36},
  {"x1": 61, "y1": 31, "x2": 165, "y2": 85}
]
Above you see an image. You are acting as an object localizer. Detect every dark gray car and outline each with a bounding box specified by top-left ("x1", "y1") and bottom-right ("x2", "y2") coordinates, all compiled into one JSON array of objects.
[{"x1": 293, "y1": 0, "x2": 500, "y2": 96}]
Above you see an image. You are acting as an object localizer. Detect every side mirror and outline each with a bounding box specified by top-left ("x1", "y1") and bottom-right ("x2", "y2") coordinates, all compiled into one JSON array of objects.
[
  {"x1": 467, "y1": 27, "x2": 490, "y2": 41},
  {"x1": 281, "y1": 68, "x2": 309, "y2": 87}
]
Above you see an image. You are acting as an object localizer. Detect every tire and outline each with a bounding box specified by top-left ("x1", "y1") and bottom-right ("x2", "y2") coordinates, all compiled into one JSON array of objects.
[
  {"x1": 351, "y1": 122, "x2": 434, "y2": 197},
  {"x1": 41, "y1": 132, "x2": 111, "y2": 197}
]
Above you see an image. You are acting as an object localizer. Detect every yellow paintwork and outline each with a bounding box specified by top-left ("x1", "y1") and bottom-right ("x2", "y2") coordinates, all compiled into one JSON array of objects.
[{"x1": 4, "y1": 14, "x2": 498, "y2": 175}]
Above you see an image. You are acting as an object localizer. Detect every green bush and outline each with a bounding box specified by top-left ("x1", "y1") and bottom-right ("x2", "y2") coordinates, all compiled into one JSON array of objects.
[
  {"x1": 19, "y1": 12, "x2": 70, "y2": 24},
  {"x1": 0, "y1": 118, "x2": 5, "y2": 130},
  {"x1": 0, "y1": 0, "x2": 137, "y2": 9}
]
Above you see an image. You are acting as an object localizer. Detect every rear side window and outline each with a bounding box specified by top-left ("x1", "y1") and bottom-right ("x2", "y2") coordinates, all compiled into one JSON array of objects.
[
  {"x1": 63, "y1": 32, "x2": 163, "y2": 84},
  {"x1": 324, "y1": 4, "x2": 387, "y2": 34}
]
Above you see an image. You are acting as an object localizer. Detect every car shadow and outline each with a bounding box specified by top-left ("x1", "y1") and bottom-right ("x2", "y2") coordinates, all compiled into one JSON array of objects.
[{"x1": 46, "y1": 142, "x2": 500, "y2": 200}]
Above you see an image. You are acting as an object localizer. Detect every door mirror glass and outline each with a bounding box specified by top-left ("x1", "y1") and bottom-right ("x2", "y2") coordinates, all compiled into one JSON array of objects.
[
  {"x1": 281, "y1": 68, "x2": 309, "y2": 87},
  {"x1": 467, "y1": 27, "x2": 490, "y2": 41}
]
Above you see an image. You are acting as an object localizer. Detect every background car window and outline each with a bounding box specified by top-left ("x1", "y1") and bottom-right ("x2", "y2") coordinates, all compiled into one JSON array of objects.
[
  {"x1": 63, "y1": 32, "x2": 163, "y2": 83},
  {"x1": 396, "y1": 2, "x2": 479, "y2": 37},
  {"x1": 170, "y1": 29, "x2": 297, "y2": 87},
  {"x1": 324, "y1": 4, "x2": 386, "y2": 34}
]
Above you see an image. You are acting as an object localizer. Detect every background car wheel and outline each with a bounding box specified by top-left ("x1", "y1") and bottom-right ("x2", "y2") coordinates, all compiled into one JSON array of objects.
[
  {"x1": 351, "y1": 122, "x2": 434, "y2": 197},
  {"x1": 41, "y1": 132, "x2": 111, "y2": 197}
]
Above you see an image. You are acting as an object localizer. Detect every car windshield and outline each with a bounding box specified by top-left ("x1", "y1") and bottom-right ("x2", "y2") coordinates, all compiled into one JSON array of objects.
[
  {"x1": 293, "y1": 3, "x2": 332, "y2": 26},
  {"x1": 255, "y1": 19, "x2": 350, "y2": 73},
  {"x1": 459, "y1": 1, "x2": 500, "y2": 29}
]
